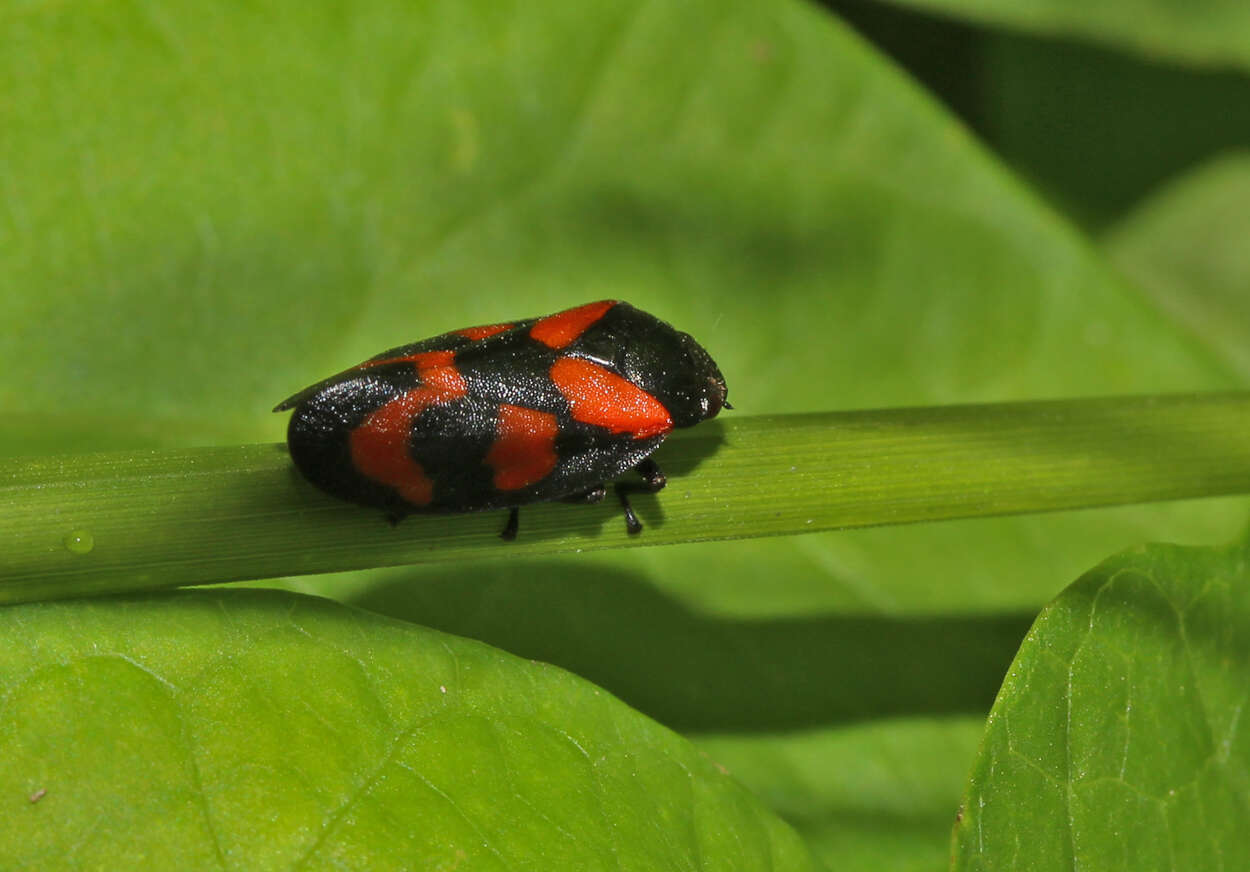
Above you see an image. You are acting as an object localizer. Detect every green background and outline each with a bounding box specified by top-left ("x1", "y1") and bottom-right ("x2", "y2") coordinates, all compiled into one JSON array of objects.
[{"x1": 3, "y1": 0, "x2": 1249, "y2": 868}]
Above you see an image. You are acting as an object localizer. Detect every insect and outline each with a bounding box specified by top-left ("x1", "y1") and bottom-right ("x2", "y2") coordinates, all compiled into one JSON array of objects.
[{"x1": 274, "y1": 300, "x2": 729, "y2": 539}]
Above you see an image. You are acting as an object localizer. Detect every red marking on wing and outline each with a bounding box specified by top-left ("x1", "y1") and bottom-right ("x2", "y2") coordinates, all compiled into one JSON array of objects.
[
  {"x1": 456, "y1": 322, "x2": 514, "y2": 341},
  {"x1": 486, "y1": 404, "x2": 560, "y2": 491},
  {"x1": 529, "y1": 300, "x2": 616, "y2": 349},
  {"x1": 550, "y1": 357, "x2": 673, "y2": 440},
  {"x1": 362, "y1": 347, "x2": 461, "y2": 371},
  {"x1": 349, "y1": 352, "x2": 468, "y2": 505},
  {"x1": 411, "y1": 351, "x2": 466, "y2": 392}
]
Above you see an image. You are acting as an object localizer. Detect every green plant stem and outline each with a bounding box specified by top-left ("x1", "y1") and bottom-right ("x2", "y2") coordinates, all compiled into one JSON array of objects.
[{"x1": 3, "y1": 392, "x2": 1249, "y2": 604}]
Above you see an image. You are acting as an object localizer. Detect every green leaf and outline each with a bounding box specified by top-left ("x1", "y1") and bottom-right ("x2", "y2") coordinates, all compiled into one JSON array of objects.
[
  {"x1": 953, "y1": 539, "x2": 1250, "y2": 869},
  {"x1": 1105, "y1": 152, "x2": 1250, "y2": 381},
  {"x1": 349, "y1": 558, "x2": 1036, "y2": 731},
  {"x1": 864, "y1": 0, "x2": 1250, "y2": 68},
  {"x1": 0, "y1": 589, "x2": 817, "y2": 870},
  {"x1": 1, "y1": 1, "x2": 1236, "y2": 442}
]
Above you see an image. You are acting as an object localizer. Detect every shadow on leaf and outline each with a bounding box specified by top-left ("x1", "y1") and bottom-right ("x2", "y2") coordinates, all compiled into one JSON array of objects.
[{"x1": 346, "y1": 560, "x2": 1033, "y2": 732}]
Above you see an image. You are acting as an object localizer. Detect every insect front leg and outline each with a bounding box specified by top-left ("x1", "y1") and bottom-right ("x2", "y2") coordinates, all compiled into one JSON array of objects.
[
  {"x1": 500, "y1": 507, "x2": 520, "y2": 541},
  {"x1": 614, "y1": 458, "x2": 667, "y2": 535}
]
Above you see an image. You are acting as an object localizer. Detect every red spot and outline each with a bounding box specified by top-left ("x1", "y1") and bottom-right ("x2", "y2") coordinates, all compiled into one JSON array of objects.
[
  {"x1": 411, "y1": 351, "x2": 466, "y2": 393},
  {"x1": 360, "y1": 354, "x2": 416, "y2": 370},
  {"x1": 349, "y1": 352, "x2": 468, "y2": 505},
  {"x1": 550, "y1": 357, "x2": 672, "y2": 440},
  {"x1": 362, "y1": 348, "x2": 464, "y2": 372},
  {"x1": 456, "y1": 322, "x2": 514, "y2": 341},
  {"x1": 530, "y1": 300, "x2": 616, "y2": 349},
  {"x1": 486, "y1": 404, "x2": 560, "y2": 490}
]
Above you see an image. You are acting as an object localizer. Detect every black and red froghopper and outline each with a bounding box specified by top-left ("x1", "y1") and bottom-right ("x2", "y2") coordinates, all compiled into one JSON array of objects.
[{"x1": 274, "y1": 300, "x2": 729, "y2": 539}]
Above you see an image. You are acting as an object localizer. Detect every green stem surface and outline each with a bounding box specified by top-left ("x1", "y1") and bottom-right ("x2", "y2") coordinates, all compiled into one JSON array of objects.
[{"x1": 3, "y1": 392, "x2": 1249, "y2": 603}]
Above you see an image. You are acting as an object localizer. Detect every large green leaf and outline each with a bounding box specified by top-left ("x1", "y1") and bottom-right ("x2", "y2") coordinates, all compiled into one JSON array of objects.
[
  {"x1": 953, "y1": 539, "x2": 1250, "y2": 869},
  {"x1": 1, "y1": 0, "x2": 1235, "y2": 439},
  {"x1": 0, "y1": 589, "x2": 816, "y2": 870}
]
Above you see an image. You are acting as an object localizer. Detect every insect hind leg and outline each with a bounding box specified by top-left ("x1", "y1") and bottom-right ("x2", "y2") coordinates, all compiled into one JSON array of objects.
[
  {"x1": 501, "y1": 486, "x2": 605, "y2": 542},
  {"x1": 615, "y1": 458, "x2": 667, "y2": 535}
]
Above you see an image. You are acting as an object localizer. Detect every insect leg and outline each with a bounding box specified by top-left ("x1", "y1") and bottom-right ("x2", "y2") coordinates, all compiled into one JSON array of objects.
[
  {"x1": 614, "y1": 458, "x2": 667, "y2": 535},
  {"x1": 503, "y1": 486, "x2": 605, "y2": 541},
  {"x1": 500, "y1": 507, "x2": 519, "y2": 541}
]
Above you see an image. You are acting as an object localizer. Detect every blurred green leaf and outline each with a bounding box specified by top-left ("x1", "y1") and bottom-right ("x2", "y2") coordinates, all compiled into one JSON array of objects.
[
  {"x1": 0, "y1": 1, "x2": 1237, "y2": 443},
  {"x1": 0, "y1": 589, "x2": 817, "y2": 870},
  {"x1": 953, "y1": 539, "x2": 1250, "y2": 869},
  {"x1": 1105, "y1": 152, "x2": 1250, "y2": 381}
]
